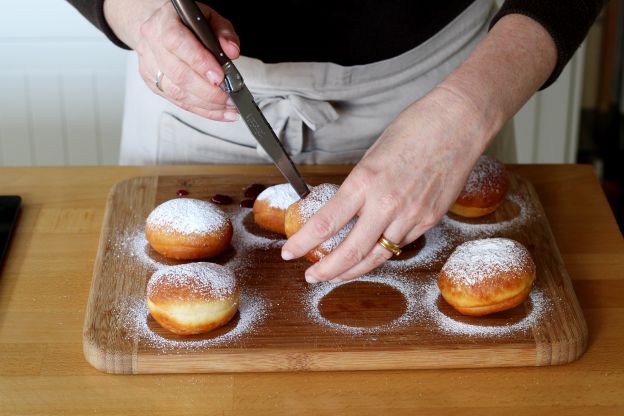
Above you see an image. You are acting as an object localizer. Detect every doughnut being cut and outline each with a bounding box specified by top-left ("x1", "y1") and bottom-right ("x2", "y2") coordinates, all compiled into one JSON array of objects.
[
  {"x1": 450, "y1": 155, "x2": 509, "y2": 218},
  {"x1": 145, "y1": 198, "x2": 232, "y2": 260},
  {"x1": 253, "y1": 183, "x2": 301, "y2": 235},
  {"x1": 438, "y1": 238, "x2": 536, "y2": 316},
  {"x1": 284, "y1": 183, "x2": 355, "y2": 262},
  {"x1": 146, "y1": 262, "x2": 240, "y2": 335}
]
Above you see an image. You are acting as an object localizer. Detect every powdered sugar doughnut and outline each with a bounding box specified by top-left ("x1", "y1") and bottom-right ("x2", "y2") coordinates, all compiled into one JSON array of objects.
[
  {"x1": 145, "y1": 198, "x2": 233, "y2": 260},
  {"x1": 450, "y1": 155, "x2": 509, "y2": 218},
  {"x1": 284, "y1": 183, "x2": 355, "y2": 262},
  {"x1": 253, "y1": 183, "x2": 301, "y2": 235},
  {"x1": 437, "y1": 238, "x2": 535, "y2": 316},
  {"x1": 146, "y1": 262, "x2": 239, "y2": 335}
]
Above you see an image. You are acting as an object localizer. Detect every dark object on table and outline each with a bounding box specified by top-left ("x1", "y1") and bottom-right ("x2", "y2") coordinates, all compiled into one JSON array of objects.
[{"x1": 0, "y1": 196, "x2": 21, "y2": 271}]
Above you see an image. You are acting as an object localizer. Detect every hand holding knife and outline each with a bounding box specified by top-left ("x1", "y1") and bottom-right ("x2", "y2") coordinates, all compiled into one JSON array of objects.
[{"x1": 170, "y1": 0, "x2": 310, "y2": 199}]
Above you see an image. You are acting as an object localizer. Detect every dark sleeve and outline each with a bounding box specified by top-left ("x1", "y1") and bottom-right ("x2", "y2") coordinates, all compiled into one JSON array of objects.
[
  {"x1": 66, "y1": 0, "x2": 130, "y2": 49},
  {"x1": 490, "y1": 0, "x2": 606, "y2": 89}
]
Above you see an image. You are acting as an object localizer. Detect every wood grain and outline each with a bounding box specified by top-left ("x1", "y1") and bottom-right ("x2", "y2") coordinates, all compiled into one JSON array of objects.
[
  {"x1": 83, "y1": 172, "x2": 587, "y2": 373},
  {"x1": 1, "y1": 164, "x2": 623, "y2": 416}
]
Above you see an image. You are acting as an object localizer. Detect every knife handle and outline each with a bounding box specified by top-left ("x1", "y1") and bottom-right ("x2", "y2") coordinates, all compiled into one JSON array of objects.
[{"x1": 170, "y1": 0, "x2": 230, "y2": 67}]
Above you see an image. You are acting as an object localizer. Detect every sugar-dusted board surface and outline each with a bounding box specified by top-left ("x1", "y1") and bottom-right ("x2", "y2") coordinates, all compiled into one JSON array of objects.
[{"x1": 83, "y1": 173, "x2": 587, "y2": 374}]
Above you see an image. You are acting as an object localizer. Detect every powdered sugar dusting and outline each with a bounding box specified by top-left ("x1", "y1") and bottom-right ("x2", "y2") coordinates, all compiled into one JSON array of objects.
[
  {"x1": 146, "y1": 198, "x2": 229, "y2": 235},
  {"x1": 109, "y1": 205, "x2": 280, "y2": 351},
  {"x1": 230, "y1": 209, "x2": 285, "y2": 251},
  {"x1": 305, "y1": 270, "x2": 549, "y2": 337},
  {"x1": 305, "y1": 274, "x2": 422, "y2": 334},
  {"x1": 107, "y1": 179, "x2": 554, "y2": 350},
  {"x1": 441, "y1": 238, "x2": 534, "y2": 286},
  {"x1": 443, "y1": 192, "x2": 535, "y2": 236},
  {"x1": 462, "y1": 155, "x2": 507, "y2": 197},
  {"x1": 422, "y1": 279, "x2": 549, "y2": 337},
  {"x1": 116, "y1": 228, "x2": 166, "y2": 270},
  {"x1": 116, "y1": 290, "x2": 268, "y2": 350},
  {"x1": 298, "y1": 183, "x2": 339, "y2": 219},
  {"x1": 255, "y1": 183, "x2": 301, "y2": 210},
  {"x1": 381, "y1": 225, "x2": 454, "y2": 271},
  {"x1": 296, "y1": 183, "x2": 355, "y2": 255},
  {"x1": 320, "y1": 218, "x2": 356, "y2": 252},
  {"x1": 147, "y1": 262, "x2": 237, "y2": 301}
]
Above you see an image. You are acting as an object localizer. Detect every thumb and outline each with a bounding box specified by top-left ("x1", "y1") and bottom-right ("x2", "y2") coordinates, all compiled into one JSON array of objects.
[{"x1": 199, "y1": 5, "x2": 240, "y2": 60}]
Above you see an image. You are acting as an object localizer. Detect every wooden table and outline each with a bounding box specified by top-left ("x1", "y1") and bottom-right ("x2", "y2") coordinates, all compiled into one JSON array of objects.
[{"x1": 0, "y1": 164, "x2": 622, "y2": 415}]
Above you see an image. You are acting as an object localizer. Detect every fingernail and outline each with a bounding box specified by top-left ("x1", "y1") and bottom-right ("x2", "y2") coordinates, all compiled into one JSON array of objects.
[
  {"x1": 228, "y1": 40, "x2": 240, "y2": 54},
  {"x1": 226, "y1": 97, "x2": 235, "y2": 107},
  {"x1": 281, "y1": 250, "x2": 294, "y2": 261},
  {"x1": 224, "y1": 111, "x2": 239, "y2": 121},
  {"x1": 305, "y1": 272, "x2": 318, "y2": 284},
  {"x1": 206, "y1": 70, "x2": 222, "y2": 86}
]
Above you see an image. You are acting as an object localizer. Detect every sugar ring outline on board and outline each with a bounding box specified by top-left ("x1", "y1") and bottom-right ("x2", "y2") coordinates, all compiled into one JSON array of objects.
[
  {"x1": 230, "y1": 208, "x2": 285, "y2": 251},
  {"x1": 119, "y1": 228, "x2": 168, "y2": 270},
  {"x1": 305, "y1": 274, "x2": 421, "y2": 335},
  {"x1": 120, "y1": 209, "x2": 285, "y2": 272},
  {"x1": 118, "y1": 289, "x2": 269, "y2": 350},
  {"x1": 441, "y1": 192, "x2": 536, "y2": 237},
  {"x1": 421, "y1": 279, "x2": 550, "y2": 337},
  {"x1": 379, "y1": 225, "x2": 454, "y2": 271}
]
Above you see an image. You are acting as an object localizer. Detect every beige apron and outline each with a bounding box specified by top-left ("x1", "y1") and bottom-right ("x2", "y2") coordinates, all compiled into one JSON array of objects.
[{"x1": 119, "y1": 0, "x2": 516, "y2": 165}]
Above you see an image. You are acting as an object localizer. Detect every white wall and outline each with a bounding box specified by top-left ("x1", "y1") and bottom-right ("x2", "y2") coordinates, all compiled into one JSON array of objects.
[
  {"x1": 0, "y1": 1, "x2": 584, "y2": 166},
  {"x1": 515, "y1": 46, "x2": 586, "y2": 163},
  {"x1": 0, "y1": 0, "x2": 127, "y2": 166}
]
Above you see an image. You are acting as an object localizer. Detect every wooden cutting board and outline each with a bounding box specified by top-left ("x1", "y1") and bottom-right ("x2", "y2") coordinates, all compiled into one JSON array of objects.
[{"x1": 83, "y1": 172, "x2": 587, "y2": 374}]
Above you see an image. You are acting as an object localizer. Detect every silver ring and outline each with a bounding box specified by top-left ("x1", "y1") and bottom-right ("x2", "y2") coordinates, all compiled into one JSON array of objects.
[{"x1": 155, "y1": 70, "x2": 164, "y2": 93}]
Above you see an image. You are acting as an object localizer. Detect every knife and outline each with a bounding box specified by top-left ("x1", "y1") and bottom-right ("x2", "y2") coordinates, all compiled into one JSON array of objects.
[{"x1": 170, "y1": 0, "x2": 310, "y2": 199}]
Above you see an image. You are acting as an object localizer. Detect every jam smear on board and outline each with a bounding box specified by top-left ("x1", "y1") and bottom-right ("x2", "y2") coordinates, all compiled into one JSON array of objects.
[
  {"x1": 240, "y1": 198, "x2": 255, "y2": 208},
  {"x1": 243, "y1": 183, "x2": 266, "y2": 199},
  {"x1": 212, "y1": 194, "x2": 233, "y2": 205}
]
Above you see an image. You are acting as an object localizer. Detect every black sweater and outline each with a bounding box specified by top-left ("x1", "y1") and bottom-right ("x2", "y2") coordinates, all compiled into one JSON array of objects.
[{"x1": 66, "y1": 0, "x2": 604, "y2": 88}]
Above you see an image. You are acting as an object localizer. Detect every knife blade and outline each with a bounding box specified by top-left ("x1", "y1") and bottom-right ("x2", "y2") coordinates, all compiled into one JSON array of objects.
[{"x1": 170, "y1": 0, "x2": 310, "y2": 199}]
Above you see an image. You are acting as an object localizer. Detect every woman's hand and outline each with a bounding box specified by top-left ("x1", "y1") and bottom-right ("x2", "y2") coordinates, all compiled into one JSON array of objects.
[
  {"x1": 281, "y1": 13, "x2": 556, "y2": 284},
  {"x1": 104, "y1": 0, "x2": 240, "y2": 121},
  {"x1": 281, "y1": 85, "x2": 491, "y2": 283}
]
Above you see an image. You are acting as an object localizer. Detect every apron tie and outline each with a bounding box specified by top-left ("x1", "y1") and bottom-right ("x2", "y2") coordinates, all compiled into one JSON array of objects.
[{"x1": 253, "y1": 94, "x2": 339, "y2": 160}]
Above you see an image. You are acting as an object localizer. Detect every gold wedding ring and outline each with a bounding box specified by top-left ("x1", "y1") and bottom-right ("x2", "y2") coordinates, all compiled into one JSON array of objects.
[
  {"x1": 377, "y1": 235, "x2": 402, "y2": 256},
  {"x1": 155, "y1": 70, "x2": 164, "y2": 93}
]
